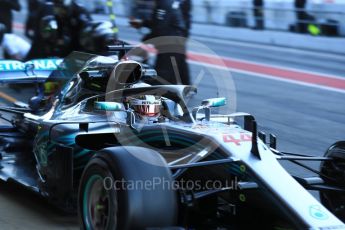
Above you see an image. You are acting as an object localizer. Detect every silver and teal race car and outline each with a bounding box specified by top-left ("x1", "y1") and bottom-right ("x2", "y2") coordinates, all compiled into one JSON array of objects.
[{"x1": 0, "y1": 50, "x2": 344, "y2": 229}]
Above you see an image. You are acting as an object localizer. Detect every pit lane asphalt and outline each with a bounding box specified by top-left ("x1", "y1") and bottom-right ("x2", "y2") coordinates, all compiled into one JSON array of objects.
[{"x1": 0, "y1": 9, "x2": 344, "y2": 230}]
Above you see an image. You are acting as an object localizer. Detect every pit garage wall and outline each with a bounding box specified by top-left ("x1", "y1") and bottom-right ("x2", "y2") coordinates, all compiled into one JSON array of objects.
[
  {"x1": 100, "y1": 0, "x2": 345, "y2": 36},
  {"x1": 191, "y1": 0, "x2": 345, "y2": 36}
]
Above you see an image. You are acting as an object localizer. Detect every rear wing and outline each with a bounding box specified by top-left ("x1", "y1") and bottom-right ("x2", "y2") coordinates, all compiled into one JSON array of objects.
[{"x1": 0, "y1": 58, "x2": 63, "y2": 84}]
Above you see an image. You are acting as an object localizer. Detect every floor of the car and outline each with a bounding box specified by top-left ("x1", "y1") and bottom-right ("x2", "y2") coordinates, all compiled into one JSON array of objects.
[{"x1": 0, "y1": 151, "x2": 39, "y2": 193}]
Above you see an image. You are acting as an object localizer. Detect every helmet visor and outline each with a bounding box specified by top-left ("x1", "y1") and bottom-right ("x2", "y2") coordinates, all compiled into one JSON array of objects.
[{"x1": 130, "y1": 96, "x2": 161, "y2": 117}]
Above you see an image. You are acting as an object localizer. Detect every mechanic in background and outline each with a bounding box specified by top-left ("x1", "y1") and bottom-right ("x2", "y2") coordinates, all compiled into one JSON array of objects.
[
  {"x1": 26, "y1": 0, "x2": 92, "y2": 59},
  {"x1": 295, "y1": 0, "x2": 308, "y2": 33},
  {"x1": 181, "y1": 0, "x2": 192, "y2": 38},
  {"x1": 0, "y1": 0, "x2": 21, "y2": 33},
  {"x1": 25, "y1": 1, "x2": 59, "y2": 59},
  {"x1": 129, "y1": 0, "x2": 191, "y2": 86},
  {"x1": 253, "y1": 0, "x2": 264, "y2": 30},
  {"x1": 52, "y1": 0, "x2": 92, "y2": 52},
  {"x1": 25, "y1": 0, "x2": 43, "y2": 40}
]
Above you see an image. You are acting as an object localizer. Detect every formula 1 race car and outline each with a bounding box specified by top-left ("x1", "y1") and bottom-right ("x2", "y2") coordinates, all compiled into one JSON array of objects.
[{"x1": 0, "y1": 49, "x2": 344, "y2": 230}]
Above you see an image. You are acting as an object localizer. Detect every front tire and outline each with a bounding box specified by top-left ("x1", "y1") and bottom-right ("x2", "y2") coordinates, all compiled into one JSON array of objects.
[
  {"x1": 80, "y1": 158, "x2": 117, "y2": 230},
  {"x1": 320, "y1": 141, "x2": 345, "y2": 221},
  {"x1": 78, "y1": 147, "x2": 177, "y2": 230}
]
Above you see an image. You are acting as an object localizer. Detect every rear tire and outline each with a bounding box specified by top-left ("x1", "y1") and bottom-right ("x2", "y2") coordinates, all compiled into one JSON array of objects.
[
  {"x1": 78, "y1": 146, "x2": 177, "y2": 230},
  {"x1": 320, "y1": 141, "x2": 345, "y2": 221}
]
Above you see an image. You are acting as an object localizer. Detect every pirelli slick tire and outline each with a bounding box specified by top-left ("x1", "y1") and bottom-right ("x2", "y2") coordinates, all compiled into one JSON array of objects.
[
  {"x1": 320, "y1": 141, "x2": 345, "y2": 222},
  {"x1": 78, "y1": 146, "x2": 177, "y2": 230}
]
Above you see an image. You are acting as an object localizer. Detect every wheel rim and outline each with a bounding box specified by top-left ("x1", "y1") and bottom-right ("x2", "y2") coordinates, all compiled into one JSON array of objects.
[{"x1": 83, "y1": 175, "x2": 113, "y2": 230}]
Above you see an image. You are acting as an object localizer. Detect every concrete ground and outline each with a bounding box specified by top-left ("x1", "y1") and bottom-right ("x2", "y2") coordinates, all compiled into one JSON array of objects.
[{"x1": 0, "y1": 181, "x2": 78, "y2": 230}]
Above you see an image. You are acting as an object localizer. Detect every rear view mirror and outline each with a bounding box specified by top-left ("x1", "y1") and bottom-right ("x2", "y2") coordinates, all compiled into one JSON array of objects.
[
  {"x1": 94, "y1": 101, "x2": 124, "y2": 111},
  {"x1": 201, "y1": 97, "x2": 227, "y2": 108},
  {"x1": 113, "y1": 61, "x2": 142, "y2": 85}
]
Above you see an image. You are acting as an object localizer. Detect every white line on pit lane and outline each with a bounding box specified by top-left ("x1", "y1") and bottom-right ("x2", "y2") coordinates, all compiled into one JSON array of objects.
[
  {"x1": 188, "y1": 51, "x2": 345, "y2": 81},
  {"x1": 188, "y1": 60, "x2": 345, "y2": 95}
]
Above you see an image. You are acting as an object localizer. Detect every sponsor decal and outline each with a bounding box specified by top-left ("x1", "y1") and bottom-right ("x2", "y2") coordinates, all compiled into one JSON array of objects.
[
  {"x1": 0, "y1": 59, "x2": 63, "y2": 72},
  {"x1": 223, "y1": 133, "x2": 252, "y2": 145},
  {"x1": 309, "y1": 205, "x2": 329, "y2": 220}
]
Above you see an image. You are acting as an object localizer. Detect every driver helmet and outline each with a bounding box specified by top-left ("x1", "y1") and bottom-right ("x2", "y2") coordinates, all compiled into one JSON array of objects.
[{"x1": 129, "y1": 95, "x2": 161, "y2": 118}]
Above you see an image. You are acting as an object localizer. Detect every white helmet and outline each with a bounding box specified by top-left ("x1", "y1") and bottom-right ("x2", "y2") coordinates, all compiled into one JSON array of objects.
[{"x1": 129, "y1": 95, "x2": 161, "y2": 118}]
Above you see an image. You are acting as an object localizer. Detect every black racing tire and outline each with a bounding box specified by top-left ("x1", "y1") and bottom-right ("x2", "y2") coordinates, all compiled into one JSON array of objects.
[
  {"x1": 78, "y1": 146, "x2": 177, "y2": 230},
  {"x1": 320, "y1": 141, "x2": 345, "y2": 221}
]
